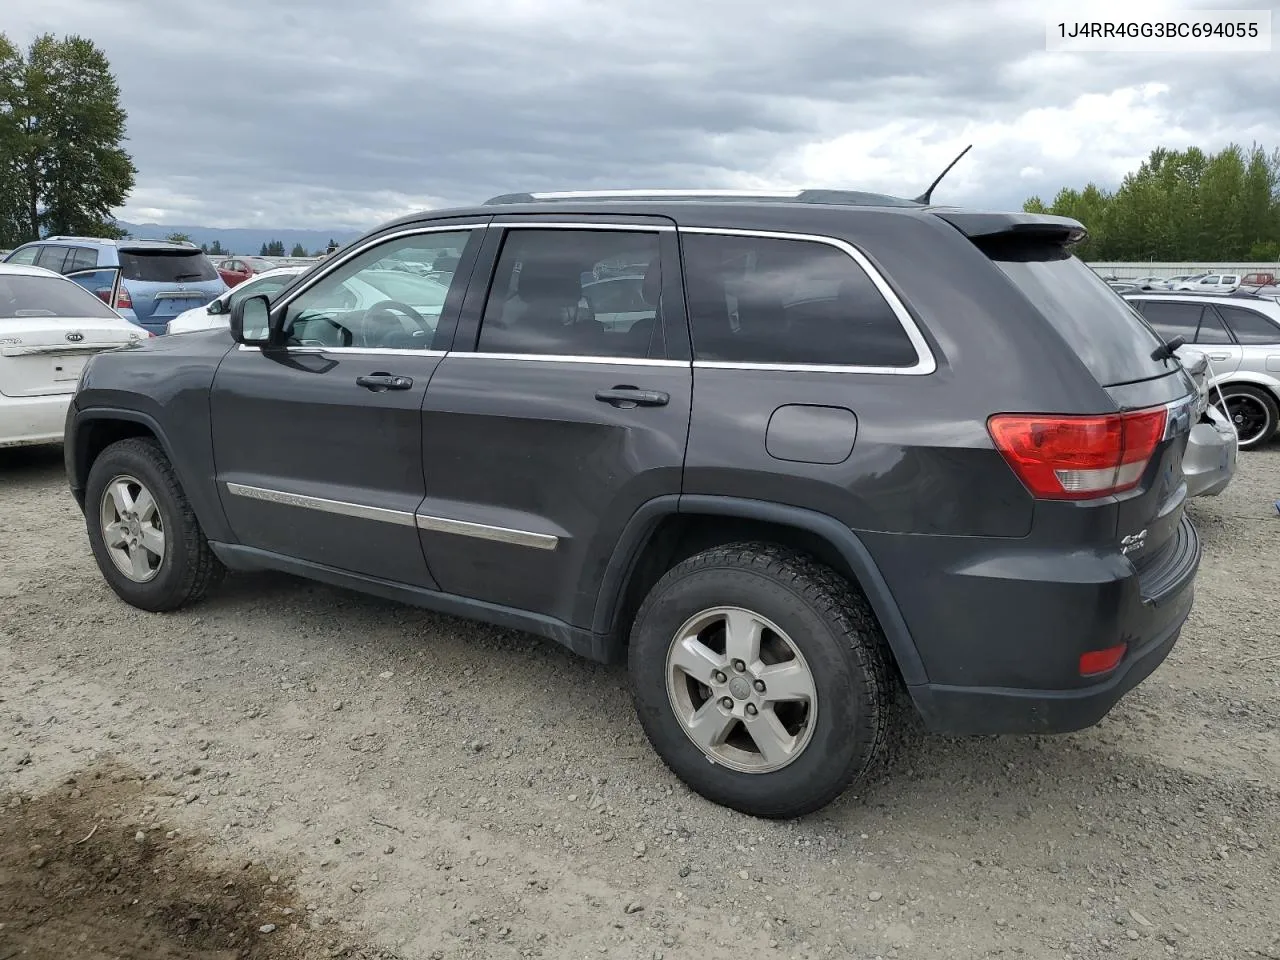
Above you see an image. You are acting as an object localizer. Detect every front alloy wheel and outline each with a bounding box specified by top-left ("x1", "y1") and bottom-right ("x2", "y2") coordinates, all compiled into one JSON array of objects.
[{"x1": 100, "y1": 475, "x2": 166, "y2": 582}]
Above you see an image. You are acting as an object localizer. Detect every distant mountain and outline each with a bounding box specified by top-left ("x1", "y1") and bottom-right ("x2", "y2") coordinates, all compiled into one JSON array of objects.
[{"x1": 116, "y1": 221, "x2": 364, "y2": 256}]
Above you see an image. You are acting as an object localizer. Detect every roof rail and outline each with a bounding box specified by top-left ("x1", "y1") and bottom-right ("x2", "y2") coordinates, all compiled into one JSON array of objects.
[
  {"x1": 44, "y1": 235, "x2": 115, "y2": 243},
  {"x1": 1124, "y1": 289, "x2": 1267, "y2": 301},
  {"x1": 483, "y1": 188, "x2": 924, "y2": 208}
]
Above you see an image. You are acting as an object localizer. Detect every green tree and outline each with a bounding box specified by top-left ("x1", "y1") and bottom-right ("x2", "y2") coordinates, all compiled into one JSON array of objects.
[
  {"x1": 264, "y1": 239, "x2": 285, "y2": 257},
  {"x1": 165, "y1": 231, "x2": 191, "y2": 244},
  {"x1": 207, "y1": 239, "x2": 225, "y2": 256},
  {"x1": 259, "y1": 242, "x2": 268, "y2": 256},
  {"x1": 290, "y1": 242, "x2": 307, "y2": 257},
  {"x1": 1025, "y1": 143, "x2": 1280, "y2": 261},
  {"x1": 0, "y1": 32, "x2": 136, "y2": 247}
]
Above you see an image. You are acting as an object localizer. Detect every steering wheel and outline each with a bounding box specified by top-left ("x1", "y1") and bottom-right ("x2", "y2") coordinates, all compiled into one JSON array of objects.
[
  {"x1": 362, "y1": 300, "x2": 429, "y2": 348},
  {"x1": 290, "y1": 315, "x2": 353, "y2": 347}
]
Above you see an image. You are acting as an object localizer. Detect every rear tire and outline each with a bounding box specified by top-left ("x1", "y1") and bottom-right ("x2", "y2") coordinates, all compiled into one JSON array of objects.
[
  {"x1": 84, "y1": 437, "x2": 224, "y2": 611},
  {"x1": 628, "y1": 542, "x2": 890, "y2": 819},
  {"x1": 1217, "y1": 384, "x2": 1279, "y2": 449}
]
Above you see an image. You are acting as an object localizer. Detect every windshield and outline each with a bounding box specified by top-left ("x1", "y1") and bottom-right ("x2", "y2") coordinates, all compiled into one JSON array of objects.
[
  {"x1": 358, "y1": 271, "x2": 449, "y2": 310},
  {"x1": 119, "y1": 250, "x2": 220, "y2": 283},
  {"x1": 0, "y1": 273, "x2": 121, "y2": 320}
]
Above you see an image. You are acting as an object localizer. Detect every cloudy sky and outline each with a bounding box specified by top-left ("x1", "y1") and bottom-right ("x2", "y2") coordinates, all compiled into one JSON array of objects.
[{"x1": 7, "y1": 0, "x2": 1279, "y2": 230}]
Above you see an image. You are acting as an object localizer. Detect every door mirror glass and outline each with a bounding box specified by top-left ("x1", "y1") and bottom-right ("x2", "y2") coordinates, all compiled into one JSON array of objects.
[
  {"x1": 207, "y1": 299, "x2": 224, "y2": 316},
  {"x1": 230, "y1": 294, "x2": 273, "y2": 345}
]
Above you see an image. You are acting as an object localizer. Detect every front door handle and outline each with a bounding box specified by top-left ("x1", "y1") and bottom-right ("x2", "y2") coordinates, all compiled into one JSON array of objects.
[
  {"x1": 1207, "y1": 353, "x2": 1231, "y2": 361},
  {"x1": 595, "y1": 386, "x2": 670, "y2": 408},
  {"x1": 356, "y1": 373, "x2": 413, "y2": 391}
]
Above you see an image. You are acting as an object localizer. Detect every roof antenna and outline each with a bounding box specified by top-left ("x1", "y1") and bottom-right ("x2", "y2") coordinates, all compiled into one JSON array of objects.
[{"x1": 913, "y1": 144, "x2": 973, "y2": 205}]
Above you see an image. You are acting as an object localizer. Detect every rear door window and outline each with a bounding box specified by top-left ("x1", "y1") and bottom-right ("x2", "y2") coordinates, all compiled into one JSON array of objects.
[
  {"x1": 34, "y1": 245, "x2": 70, "y2": 272},
  {"x1": 119, "y1": 249, "x2": 220, "y2": 283},
  {"x1": 981, "y1": 243, "x2": 1171, "y2": 385},
  {"x1": 1216, "y1": 304, "x2": 1280, "y2": 345}
]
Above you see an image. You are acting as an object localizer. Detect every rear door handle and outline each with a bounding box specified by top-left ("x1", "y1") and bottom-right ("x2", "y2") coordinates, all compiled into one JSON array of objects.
[
  {"x1": 595, "y1": 386, "x2": 670, "y2": 408},
  {"x1": 356, "y1": 374, "x2": 413, "y2": 391}
]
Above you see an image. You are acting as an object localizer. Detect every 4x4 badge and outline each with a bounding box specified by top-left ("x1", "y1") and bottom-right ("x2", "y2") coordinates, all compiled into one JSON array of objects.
[{"x1": 1120, "y1": 529, "x2": 1148, "y2": 555}]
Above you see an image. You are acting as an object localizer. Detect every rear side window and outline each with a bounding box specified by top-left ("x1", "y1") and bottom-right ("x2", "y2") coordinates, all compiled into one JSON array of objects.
[
  {"x1": 1194, "y1": 308, "x2": 1232, "y2": 344},
  {"x1": 119, "y1": 249, "x2": 219, "y2": 283},
  {"x1": 680, "y1": 232, "x2": 918, "y2": 367},
  {"x1": 65, "y1": 247, "x2": 99, "y2": 272},
  {"x1": 1217, "y1": 304, "x2": 1280, "y2": 345},
  {"x1": 980, "y1": 241, "x2": 1170, "y2": 386}
]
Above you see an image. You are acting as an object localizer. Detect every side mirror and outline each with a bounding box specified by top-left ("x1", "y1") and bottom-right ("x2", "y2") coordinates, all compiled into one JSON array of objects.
[
  {"x1": 206, "y1": 299, "x2": 224, "y2": 316},
  {"x1": 229, "y1": 294, "x2": 275, "y2": 345}
]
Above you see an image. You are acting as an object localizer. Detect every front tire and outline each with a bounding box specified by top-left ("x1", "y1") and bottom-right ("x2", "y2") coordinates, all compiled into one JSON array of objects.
[
  {"x1": 1217, "y1": 384, "x2": 1279, "y2": 449},
  {"x1": 84, "y1": 437, "x2": 224, "y2": 611},
  {"x1": 628, "y1": 543, "x2": 890, "y2": 819}
]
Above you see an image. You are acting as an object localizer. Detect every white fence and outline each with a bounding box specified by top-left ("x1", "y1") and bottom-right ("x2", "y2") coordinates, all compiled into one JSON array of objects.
[{"x1": 1086, "y1": 262, "x2": 1279, "y2": 279}]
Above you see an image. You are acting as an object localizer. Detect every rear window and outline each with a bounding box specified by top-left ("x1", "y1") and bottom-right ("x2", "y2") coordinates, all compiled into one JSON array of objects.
[
  {"x1": 979, "y1": 240, "x2": 1172, "y2": 386},
  {"x1": 119, "y1": 249, "x2": 219, "y2": 283},
  {"x1": 0, "y1": 274, "x2": 120, "y2": 320}
]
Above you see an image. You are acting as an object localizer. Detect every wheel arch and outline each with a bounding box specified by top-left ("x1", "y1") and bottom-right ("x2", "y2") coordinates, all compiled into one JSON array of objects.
[{"x1": 591, "y1": 494, "x2": 927, "y2": 686}]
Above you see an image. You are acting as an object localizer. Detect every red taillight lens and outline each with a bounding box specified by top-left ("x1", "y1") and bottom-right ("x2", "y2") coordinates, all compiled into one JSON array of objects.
[
  {"x1": 115, "y1": 286, "x2": 133, "y2": 310},
  {"x1": 987, "y1": 406, "x2": 1167, "y2": 501},
  {"x1": 1079, "y1": 643, "x2": 1127, "y2": 676},
  {"x1": 93, "y1": 287, "x2": 112, "y2": 303}
]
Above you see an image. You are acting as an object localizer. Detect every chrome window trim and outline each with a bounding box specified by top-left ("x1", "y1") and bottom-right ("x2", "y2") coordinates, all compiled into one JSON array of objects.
[
  {"x1": 453, "y1": 352, "x2": 687, "y2": 367},
  {"x1": 415, "y1": 514, "x2": 558, "y2": 550},
  {"x1": 678, "y1": 226, "x2": 937, "y2": 376},
  {"x1": 269, "y1": 222, "x2": 490, "y2": 316},
  {"x1": 236, "y1": 344, "x2": 447, "y2": 357},
  {"x1": 225, "y1": 482, "x2": 417, "y2": 527},
  {"x1": 491, "y1": 221, "x2": 675, "y2": 232}
]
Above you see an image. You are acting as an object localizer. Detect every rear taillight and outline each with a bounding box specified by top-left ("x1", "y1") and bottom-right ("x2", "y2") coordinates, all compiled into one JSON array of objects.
[
  {"x1": 987, "y1": 406, "x2": 1168, "y2": 501},
  {"x1": 115, "y1": 286, "x2": 133, "y2": 310}
]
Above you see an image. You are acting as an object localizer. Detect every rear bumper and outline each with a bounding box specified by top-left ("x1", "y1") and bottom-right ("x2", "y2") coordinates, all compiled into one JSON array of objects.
[
  {"x1": 0, "y1": 393, "x2": 72, "y2": 448},
  {"x1": 1183, "y1": 409, "x2": 1237, "y2": 498},
  {"x1": 866, "y1": 514, "x2": 1201, "y2": 736},
  {"x1": 909, "y1": 590, "x2": 1190, "y2": 734}
]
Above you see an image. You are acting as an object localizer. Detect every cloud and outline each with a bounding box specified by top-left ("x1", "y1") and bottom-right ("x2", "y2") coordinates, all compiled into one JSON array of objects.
[{"x1": 5, "y1": 0, "x2": 1278, "y2": 228}]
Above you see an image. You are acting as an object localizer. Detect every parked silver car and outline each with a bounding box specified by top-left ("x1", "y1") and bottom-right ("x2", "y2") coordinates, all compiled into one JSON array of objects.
[{"x1": 1125, "y1": 291, "x2": 1280, "y2": 450}]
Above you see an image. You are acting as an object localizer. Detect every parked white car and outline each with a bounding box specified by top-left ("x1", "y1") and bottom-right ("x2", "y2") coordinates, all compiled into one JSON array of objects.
[
  {"x1": 0, "y1": 263, "x2": 146, "y2": 448},
  {"x1": 1173, "y1": 274, "x2": 1241, "y2": 293},
  {"x1": 165, "y1": 265, "x2": 451, "y2": 337},
  {"x1": 167, "y1": 266, "x2": 306, "y2": 334}
]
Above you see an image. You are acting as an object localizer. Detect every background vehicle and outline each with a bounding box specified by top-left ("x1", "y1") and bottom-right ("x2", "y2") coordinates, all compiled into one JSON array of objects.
[
  {"x1": 3, "y1": 237, "x2": 228, "y2": 336},
  {"x1": 65, "y1": 190, "x2": 1202, "y2": 819},
  {"x1": 168, "y1": 266, "x2": 305, "y2": 334},
  {"x1": 217, "y1": 256, "x2": 280, "y2": 288},
  {"x1": 1240, "y1": 272, "x2": 1276, "y2": 287},
  {"x1": 0, "y1": 263, "x2": 145, "y2": 448},
  {"x1": 1173, "y1": 273, "x2": 1240, "y2": 293},
  {"x1": 1125, "y1": 290, "x2": 1280, "y2": 448}
]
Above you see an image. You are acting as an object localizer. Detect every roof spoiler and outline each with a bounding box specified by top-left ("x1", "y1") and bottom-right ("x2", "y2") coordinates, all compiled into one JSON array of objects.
[{"x1": 931, "y1": 210, "x2": 1087, "y2": 245}]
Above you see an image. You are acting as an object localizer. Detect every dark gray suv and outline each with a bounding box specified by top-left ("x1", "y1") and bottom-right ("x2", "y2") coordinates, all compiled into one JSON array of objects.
[{"x1": 64, "y1": 189, "x2": 1203, "y2": 818}]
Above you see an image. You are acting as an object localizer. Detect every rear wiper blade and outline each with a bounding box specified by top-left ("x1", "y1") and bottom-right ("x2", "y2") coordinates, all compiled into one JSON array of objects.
[{"x1": 173, "y1": 272, "x2": 204, "y2": 281}]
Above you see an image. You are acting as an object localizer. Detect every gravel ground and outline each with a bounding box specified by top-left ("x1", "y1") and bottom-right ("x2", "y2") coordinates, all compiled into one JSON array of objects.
[{"x1": 1, "y1": 442, "x2": 1278, "y2": 960}]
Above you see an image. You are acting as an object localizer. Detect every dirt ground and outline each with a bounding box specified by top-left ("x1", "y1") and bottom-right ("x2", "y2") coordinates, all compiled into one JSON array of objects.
[{"x1": 1, "y1": 443, "x2": 1278, "y2": 960}]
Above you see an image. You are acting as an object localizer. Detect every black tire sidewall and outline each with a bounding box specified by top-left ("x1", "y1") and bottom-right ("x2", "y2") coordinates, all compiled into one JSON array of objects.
[
  {"x1": 85, "y1": 443, "x2": 191, "y2": 610},
  {"x1": 1222, "y1": 386, "x2": 1279, "y2": 448},
  {"x1": 630, "y1": 561, "x2": 875, "y2": 817}
]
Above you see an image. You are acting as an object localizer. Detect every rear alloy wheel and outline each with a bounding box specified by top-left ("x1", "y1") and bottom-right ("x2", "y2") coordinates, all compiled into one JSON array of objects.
[
  {"x1": 629, "y1": 543, "x2": 890, "y2": 819},
  {"x1": 1216, "y1": 385, "x2": 1279, "y2": 449}
]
